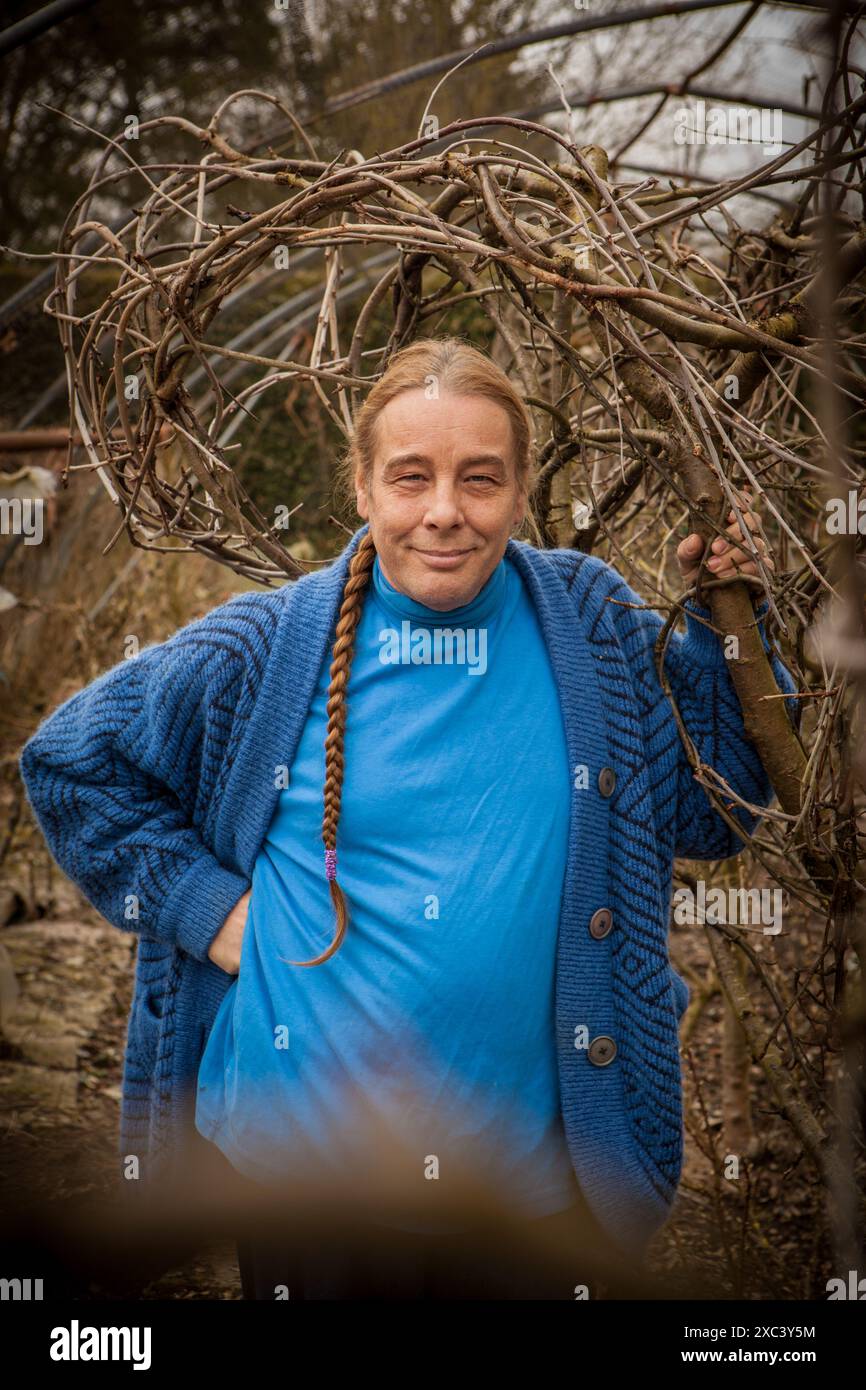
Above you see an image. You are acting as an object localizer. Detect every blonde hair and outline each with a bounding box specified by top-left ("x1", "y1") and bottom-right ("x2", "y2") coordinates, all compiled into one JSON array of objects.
[{"x1": 288, "y1": 336, "x2": 539, "y2": 967}]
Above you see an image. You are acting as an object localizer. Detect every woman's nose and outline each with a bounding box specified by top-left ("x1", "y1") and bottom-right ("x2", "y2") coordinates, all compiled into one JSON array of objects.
[{"x1": 423, "y1": 485, "x2": 462, "y2": 526}]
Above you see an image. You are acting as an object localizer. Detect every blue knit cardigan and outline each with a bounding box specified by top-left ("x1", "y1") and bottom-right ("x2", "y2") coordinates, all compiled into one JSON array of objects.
[{"x1": 18, "y1": 522, "x2": 797, "y2": 1255}]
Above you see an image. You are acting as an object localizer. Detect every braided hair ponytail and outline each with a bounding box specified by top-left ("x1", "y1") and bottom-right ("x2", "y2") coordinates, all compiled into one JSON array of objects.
[{"x1": 282, "y1": 529, "x2": 377, "y2": 967}]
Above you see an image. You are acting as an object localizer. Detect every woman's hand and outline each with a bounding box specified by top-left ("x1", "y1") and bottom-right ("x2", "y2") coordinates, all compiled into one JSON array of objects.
[
  {"x1": 676, "y1": 488, "x2": 774, "y2": 593},
  {"x1": 207, "y1": 888, "x2": 251, "y2": 975}
]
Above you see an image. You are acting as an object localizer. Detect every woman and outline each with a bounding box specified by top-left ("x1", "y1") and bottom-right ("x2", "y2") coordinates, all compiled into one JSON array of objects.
[{"x1": 19, "y1": 337, "x2": 795, "y2": 1300}]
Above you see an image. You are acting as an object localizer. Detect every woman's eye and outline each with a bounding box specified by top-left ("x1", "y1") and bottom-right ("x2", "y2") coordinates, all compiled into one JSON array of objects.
[{"x1": 392, "y1": 472, "x2": 497, "y2": 485}]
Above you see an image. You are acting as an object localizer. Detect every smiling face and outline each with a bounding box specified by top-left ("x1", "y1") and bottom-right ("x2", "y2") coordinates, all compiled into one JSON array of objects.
[{"x1": 354, "y1": 388, "x2": 527, "y2": 611}]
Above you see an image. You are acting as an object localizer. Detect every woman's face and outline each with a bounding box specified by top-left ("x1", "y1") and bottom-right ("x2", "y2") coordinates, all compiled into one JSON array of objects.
[{"x1": 354, "y1": 388, "x2": 526, "y2": 611}]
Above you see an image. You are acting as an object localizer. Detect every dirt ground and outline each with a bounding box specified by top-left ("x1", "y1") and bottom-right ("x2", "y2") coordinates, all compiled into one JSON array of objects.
[{"x1": 0, "y1": 870, "x2": 244, "y2": 1298}]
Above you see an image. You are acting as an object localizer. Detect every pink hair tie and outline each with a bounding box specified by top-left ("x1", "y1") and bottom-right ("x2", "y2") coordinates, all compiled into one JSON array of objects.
[{"x1": 324, "y1": 847, "x2": 337, "y2": 881}]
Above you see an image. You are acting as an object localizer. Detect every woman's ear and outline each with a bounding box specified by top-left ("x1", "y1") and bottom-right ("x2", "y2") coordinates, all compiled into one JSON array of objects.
[
  {"x1": 512, "y1": 493, "x2": 528, "y2": 529},
  {"x1": 354, "y1": 466, "x2": 369, "y2": 519}
]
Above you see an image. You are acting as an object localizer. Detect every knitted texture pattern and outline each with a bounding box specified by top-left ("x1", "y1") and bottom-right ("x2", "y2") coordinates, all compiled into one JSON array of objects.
[
  {"x1": 18, "y1": 524, "x2": 797, "y2": 1254},
  {"x1": 551, "y1": 550, "x2": 794, "y2": 1206}
]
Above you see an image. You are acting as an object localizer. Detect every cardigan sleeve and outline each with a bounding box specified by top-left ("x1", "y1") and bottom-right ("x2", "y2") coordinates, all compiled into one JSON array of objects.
[
  {"x1": 592, "y1": 561, "x2": 799, "y2": 861},
  {"x1": 18, "y1": 620, "x2": 252, "y2": 963}
]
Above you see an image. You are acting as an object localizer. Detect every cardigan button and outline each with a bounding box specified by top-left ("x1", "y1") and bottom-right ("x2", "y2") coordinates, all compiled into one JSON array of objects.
[
  {"x1": 588, "y1": 1036, "x2": 617, "y2": 1066},
  {"x1": 598, "y1": 766, "x2": 616, "y2": 797},
  {"x1": 589, "y1": 908, "x2": 613, "y2": 939}
]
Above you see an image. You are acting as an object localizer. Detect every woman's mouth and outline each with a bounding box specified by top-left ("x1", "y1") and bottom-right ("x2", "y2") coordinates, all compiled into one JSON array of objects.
[{"x1": 414, "y1": 548, "x2": 475, "y2": 569}]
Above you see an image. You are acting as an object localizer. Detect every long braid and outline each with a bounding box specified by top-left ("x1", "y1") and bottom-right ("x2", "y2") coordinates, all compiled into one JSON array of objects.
[{"x1": 282, "y1": 530, "x2": 377, "y2": 967}]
